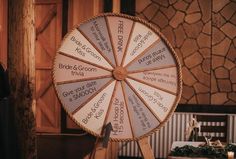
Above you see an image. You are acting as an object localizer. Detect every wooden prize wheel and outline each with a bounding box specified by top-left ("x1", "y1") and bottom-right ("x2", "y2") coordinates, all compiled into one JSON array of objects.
[{"x1": 53, "y1": 13, "x2": 182, "y2": 158}]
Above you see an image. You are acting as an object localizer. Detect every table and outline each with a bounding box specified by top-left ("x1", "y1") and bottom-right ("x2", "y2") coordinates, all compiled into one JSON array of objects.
[
  {"x1": 168, "y1": 141, "x2": 223, "y2": 159},
  {"x1": 170, "y1": 141, "x2": 205, "y2": 150}
]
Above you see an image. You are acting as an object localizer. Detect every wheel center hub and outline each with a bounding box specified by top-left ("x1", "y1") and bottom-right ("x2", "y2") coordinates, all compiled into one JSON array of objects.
[{"x1": 113, "y1": 66, "x2": 127, "y2": 81}]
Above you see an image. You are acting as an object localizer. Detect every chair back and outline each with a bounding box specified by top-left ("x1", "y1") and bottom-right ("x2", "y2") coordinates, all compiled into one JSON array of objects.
[{"x1": 194, "y1": 114, "x2": 228, "y2": 142}]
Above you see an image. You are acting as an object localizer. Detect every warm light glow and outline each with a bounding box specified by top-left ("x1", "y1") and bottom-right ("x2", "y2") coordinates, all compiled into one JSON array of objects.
[{"x1": 228, "y1": 151, "x2": 234, "y2": 159}]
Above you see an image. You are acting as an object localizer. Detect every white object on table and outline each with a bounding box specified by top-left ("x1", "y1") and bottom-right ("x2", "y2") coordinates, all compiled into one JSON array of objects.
[
  {"x1": 227, "y1": 151, "x2": 234, "y2": 159},
  {"x1": 171, "y1": 141, "x2": 205, "y2": 150}
]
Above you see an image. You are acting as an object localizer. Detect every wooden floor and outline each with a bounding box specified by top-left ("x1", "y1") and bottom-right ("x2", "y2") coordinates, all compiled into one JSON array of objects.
[
  {"x1": 37, "y1": 134, "x2": 147, "y2": 159},
  {"x1": 37, "y1": 134, "x2": 96, "y2": 159}
]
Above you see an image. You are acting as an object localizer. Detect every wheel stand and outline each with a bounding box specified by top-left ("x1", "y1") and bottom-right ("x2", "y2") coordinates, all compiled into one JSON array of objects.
[{"x1": 87, "y1": 123, "x2": 155, "y2": 159}]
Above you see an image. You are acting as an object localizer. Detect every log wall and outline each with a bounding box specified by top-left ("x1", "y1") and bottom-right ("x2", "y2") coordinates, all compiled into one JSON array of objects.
[{"x1": 8, "y1": 0, "x2": 36, "y2": 158}]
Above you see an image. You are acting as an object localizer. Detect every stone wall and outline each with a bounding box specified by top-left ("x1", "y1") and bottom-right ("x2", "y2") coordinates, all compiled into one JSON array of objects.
[{"x1": 136, "y1": 0, "x2": 236, "y2": 105}]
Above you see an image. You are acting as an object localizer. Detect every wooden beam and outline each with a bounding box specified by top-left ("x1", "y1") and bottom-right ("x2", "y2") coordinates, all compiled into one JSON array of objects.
[
  {"x1": 36, "y1": 5, "x2": 57, "y2": 36},
  {"x1": 8, "y1": 0, "x2": 36, "y2": 158},
  {"x1": 37, "y1": 98, "x2": 55, "y2": 126},
  {"x1": 37, "y1": 34, "x2": 54, "y2": 60}
]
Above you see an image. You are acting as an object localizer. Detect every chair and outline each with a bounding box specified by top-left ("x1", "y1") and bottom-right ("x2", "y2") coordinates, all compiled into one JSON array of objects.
[{"x1": 194, "y1": 114, "x2": 228, "y2": 142}]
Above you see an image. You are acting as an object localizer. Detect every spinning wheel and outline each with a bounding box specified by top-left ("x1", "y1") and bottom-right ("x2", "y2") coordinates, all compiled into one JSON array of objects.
[{"x1": 53, "y1": 13, "x2": 182, "y2": 157}]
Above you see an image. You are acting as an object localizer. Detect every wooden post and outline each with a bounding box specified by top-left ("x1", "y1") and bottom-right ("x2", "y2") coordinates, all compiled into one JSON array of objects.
[
  {"x1": 8, "y1": 0, "x2": 36, "y2": 158},
  {"x1": 137, "y1": 137, "x2": 155, "y2": 159}
]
